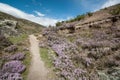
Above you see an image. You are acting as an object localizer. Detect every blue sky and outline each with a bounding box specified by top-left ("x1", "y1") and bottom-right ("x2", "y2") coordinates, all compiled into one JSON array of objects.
[{"x1": 0, "y1": 0, "x2": 120, "y2": 26}]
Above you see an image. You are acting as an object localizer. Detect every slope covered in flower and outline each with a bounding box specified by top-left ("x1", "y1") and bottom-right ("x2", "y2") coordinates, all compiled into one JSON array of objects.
[{"x1": 40, "y1": 4, "x2": 120, "y2": 80}]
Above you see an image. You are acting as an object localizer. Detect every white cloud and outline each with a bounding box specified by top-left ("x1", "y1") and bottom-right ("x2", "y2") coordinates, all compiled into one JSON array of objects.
[
  {"x1": 34, "y1": 11, "x2": 45, "y2": 17},
  {"x1": 101, "y1": 0, "x2": 120, "y2": 8},
  {"x1": 96, "y1": 0, "x2": 120, "y2": 11},
  {"x1": 66, "y1": 16, "x2": 74, "y2": 20},
  {"x1": 0, "y1": 3, "x2": 59, "y2": 26}
]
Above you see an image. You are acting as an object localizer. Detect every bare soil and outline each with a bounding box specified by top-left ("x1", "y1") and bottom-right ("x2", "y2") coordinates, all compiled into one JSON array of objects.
[{"x1": 27, "y1": 35, "x2": 48, "y2": 80}]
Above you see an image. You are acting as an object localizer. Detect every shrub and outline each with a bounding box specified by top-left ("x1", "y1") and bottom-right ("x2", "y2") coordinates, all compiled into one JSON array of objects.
[
  {"x1": 4, "y1": 45, "x2": 18, "y2": 53},
  {"x1": 0, "y1": 35, "x2": 12, "y2": 50},
  {"x1": 110, "y1": 6, "x2": 120, "y2": 15},
  {"x1": 75, "y1": 14, "x2": 85, "y2": 21},
  {"x1": 2, "y1": 60, "x2": 26, "y2": 73},
  {"x1": 0, "y1": 72, "x2": 23, "y2": 80},
  {"x1": 46, "y1": 33, "x2": 90, "y2": 79},
  {"x1": 43, "y1": 24, "x2": 120, "y2": 79},
  {"x1": 65, "y1": 14, "x2": 85, "y2": 23},
  {"x1": 6, "y1": 22, "x2": 13, "y2": 26},
  {"x1": 56, "y1": 22, "x2": 62, "y2": 26},
  {"x1": 9, "y1": 53, "x2": 25, "y2": 60},
  {"x1": 87, "y1": 12, "x2": 93, "y2": 17}
]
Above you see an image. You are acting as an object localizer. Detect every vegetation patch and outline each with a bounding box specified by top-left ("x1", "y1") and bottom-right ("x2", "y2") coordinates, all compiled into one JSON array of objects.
[
  {"x1": 9, "y1": 34, "x2": 28, "y2": 44},
  {"x1": 40, "y1": 48, "x2": 55, "y2": 68},
  {"x1": 110, "y1": 6, "x2": 120, "y2": 15},
  {"x1": 4, "y1": 33, "x2": 30, "y2": 80},
  {"x1": 56, "y1": 22, "x2": 62, "y2": 26},
  {"x1": 66, "y1": 14, "x2": 85, "y2": 23},
  {"x1": 55, "y1": 12, "x2": 93, "y2": 26},
  {"x1": 87, "y1": 12, "x2": 93, "y2": 17},
  {"x1": 22, "y1": 51, "x2": 31, "y2": 80}
]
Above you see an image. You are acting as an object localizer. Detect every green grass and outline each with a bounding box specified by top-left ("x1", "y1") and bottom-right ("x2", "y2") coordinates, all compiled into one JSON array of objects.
[
  {"x1": 40, "y1": 48, "x2": 55, "y2": 68},
  {"x1": 9, "y1": 34, "x2": 28, "y2": 44},
  {"x1": 22, "y1": 51, "x2": 31, "y2": 80}
]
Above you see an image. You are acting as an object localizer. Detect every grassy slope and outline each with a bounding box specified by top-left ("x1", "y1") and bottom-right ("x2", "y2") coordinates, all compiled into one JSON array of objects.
[
  {"x1": 0, "y1": 11, "x2": 45, "y2": 80},
  {"x1": 45, "y1": 4, "x2": 120, "y2": 79},
  {"x1": 8, "y1": 34, "x2": 30, "y2": 80},
  {"x1": 0, "y1": 11, "x2": 44, "y2": 34},
  {"x1": 56, "y1": 4, "x2": 120, "y2": 27}
]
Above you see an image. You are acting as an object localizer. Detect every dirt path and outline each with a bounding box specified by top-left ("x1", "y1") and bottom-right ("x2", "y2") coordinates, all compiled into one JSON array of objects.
[{"x1": 27, "y1": 35, "x2": 48, "y2": 80}]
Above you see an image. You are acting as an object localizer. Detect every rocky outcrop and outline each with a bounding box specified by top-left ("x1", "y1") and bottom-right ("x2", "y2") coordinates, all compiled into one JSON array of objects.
[
  {"x1": 75, "y1": 15, "x2": 120, "y2": 30},
  {"x1": 0, "y1": 11, "x2": 44, "y2": 35},
  {"x1": 57, "y1": 15, "x2": 120, "y2": 34},
  {"x1": 0, "y1": 19, "x2": 18, "y2": 36}
]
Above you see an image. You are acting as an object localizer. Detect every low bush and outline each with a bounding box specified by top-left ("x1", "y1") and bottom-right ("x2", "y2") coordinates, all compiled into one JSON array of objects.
[
  {"x1": 56, "y1": 22, "x2": 62, "y2": 26},
  {"x1": 4, "y1": 45, "x2": 18, "y2": 53},
  {"x1": 2, "y1": 60, "x2": 26, "y2": 73},
  {"x1": 110, "y1": 6, "x2": 120, "y2": 15},
  {"x1": 0, "y1": 35, "x2": 12, "y2": 51},
  {"x1": 87, "y1": 12, "x2": 93, "y2": 17}
]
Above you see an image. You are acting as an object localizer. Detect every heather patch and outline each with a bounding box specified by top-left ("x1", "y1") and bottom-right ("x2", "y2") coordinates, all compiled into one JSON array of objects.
[{"x1": 42, "y1": 25, "x2": 120, "y2": 80}]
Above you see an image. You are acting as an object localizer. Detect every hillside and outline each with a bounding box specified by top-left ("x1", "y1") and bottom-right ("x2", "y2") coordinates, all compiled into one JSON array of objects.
[
  {"x1": 0, "y1": 11, "x2": 44, "y2": 36},
  {"x1": 0, "y1": 11, "x2": 44, "y2": 80},
  {"x1": 56, "y1": 4, "x2": 120, "y2": 29},
  {"x1": 39, "y1": 4, "x2": 120, "y2": 80},
  {"x1": 0, "y1": 3, "x2": 120, "y2": 80}
]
